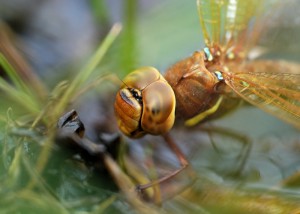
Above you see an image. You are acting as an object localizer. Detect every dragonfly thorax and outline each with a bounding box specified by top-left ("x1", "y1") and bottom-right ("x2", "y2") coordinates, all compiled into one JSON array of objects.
[{"x1": 164, "y1": 50, "x2": 224, "y2": 120}]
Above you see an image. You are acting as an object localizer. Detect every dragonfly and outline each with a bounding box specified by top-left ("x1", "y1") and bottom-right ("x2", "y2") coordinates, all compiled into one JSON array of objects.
[
  {"x1": 114, "y1": 0, "x2": 300, "y2": 193},
  {"x1": 115, "y1": 0, "x2": 300, "y2": 138}
]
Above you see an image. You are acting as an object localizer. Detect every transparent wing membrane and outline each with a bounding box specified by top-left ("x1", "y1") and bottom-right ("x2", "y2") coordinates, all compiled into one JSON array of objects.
[
  {"x1": 197, "y1": 0, "x2": 279, "y2": 56},
  {"x1": 225, "y1": 61, "x2": 300, "y2": 129},
  {"x1": 196, "y1": 0, "x2": 300, "y2": 129}
]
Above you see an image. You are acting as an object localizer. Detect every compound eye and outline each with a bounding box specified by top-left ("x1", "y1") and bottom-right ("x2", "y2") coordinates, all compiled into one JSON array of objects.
[
  {"x1": 141, "y1": 81, "x2": 175, "y2": 135},
  {"x1": 114, "y1": 88, "x2": 145, "y2": 138}
]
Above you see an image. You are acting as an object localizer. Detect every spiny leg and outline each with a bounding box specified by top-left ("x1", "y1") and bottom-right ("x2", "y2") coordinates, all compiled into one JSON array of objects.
[{"x1": 136, "y1": 133, "x2": 195, "y2": 196}]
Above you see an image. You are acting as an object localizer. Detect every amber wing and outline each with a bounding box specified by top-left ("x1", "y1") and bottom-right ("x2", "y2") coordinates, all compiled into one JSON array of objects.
[
  {"x1": 196, "y1": 0, "x2": 279, "y2": 57},
  {"x1": 224, "y1": 62, "x2": 300, "y2": 129}
]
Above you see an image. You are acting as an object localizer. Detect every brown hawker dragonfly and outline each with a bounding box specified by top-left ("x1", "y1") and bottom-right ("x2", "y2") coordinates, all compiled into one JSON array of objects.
[{"x1": 115, "y1": 0, "x2": 300, "y2": 139}]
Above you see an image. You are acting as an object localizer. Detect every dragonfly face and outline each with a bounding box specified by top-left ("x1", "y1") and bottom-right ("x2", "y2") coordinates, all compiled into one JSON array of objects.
[
  {"x1": 115, "y1": 0, "x2": 300, "y2": 138},
  {"x1": 114, "y1": 67, "x2": 176, "y2": 138}
]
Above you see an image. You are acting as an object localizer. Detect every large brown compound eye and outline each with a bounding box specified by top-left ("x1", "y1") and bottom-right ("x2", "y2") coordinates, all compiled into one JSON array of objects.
[
  {"x1": 114, "y1": 67, "x2": 176, "y2": 138},
  {"x1": 114, "y1": 87, "x2": 145, "y2": 138}
]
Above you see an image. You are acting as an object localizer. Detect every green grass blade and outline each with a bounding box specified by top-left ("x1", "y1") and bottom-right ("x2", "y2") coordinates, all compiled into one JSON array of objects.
[
  {"x1": 54, "y1": 23, "x2": 122, "y2": 115},
  {"x1": 0, "y1": 53, "x2": 36, "y2": 97},
  {"x1": 0, "y1": 77, "x2": 40, "y2": 113}
]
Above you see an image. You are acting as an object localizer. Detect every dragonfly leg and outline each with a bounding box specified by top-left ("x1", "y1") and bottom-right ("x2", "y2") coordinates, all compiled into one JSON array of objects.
[
  {"x1": 200, "y1": 125, "x2": 252, "y2": 177},
  {"x1": 136, "y1": 133, "x2": 194, "y2": 195}
]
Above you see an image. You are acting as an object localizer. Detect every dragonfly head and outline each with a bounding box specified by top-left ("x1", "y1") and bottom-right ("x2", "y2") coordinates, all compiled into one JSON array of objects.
[{"x1": 114, "y1": 67, "x2": 176, "y2": 138}]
